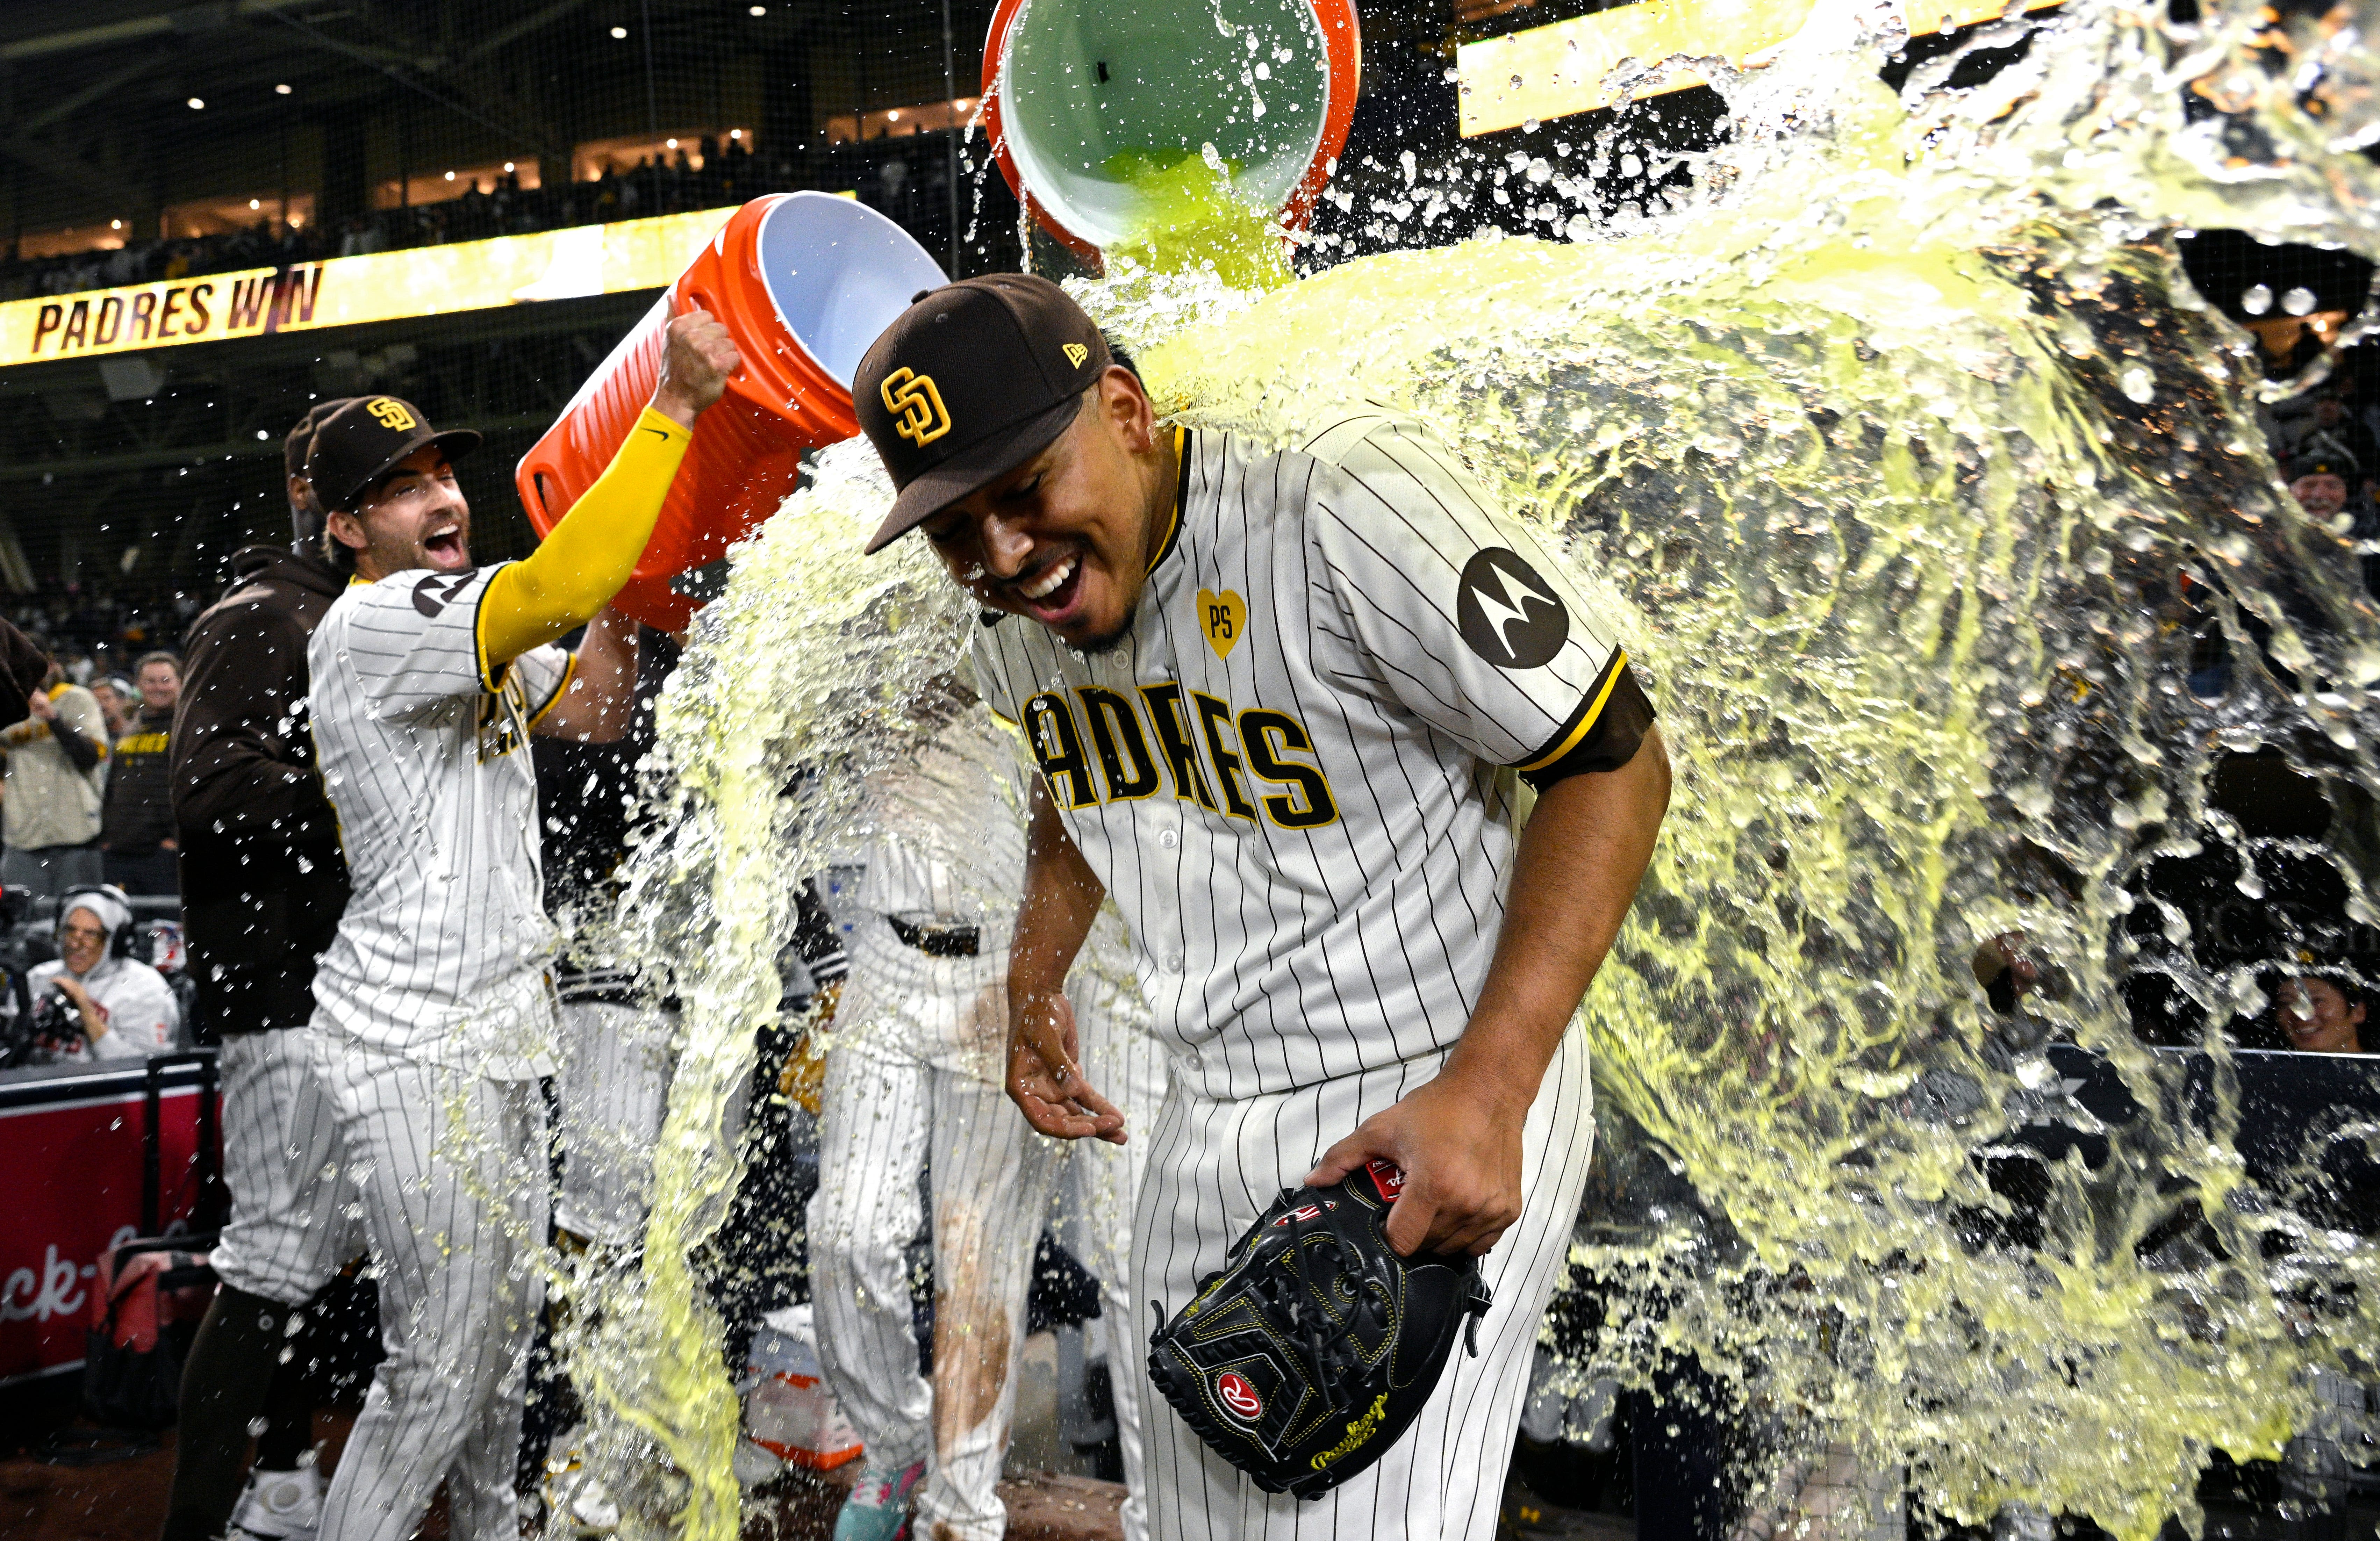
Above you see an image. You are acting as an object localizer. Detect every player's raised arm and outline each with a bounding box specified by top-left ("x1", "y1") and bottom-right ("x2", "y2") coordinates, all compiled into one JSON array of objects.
[
  {"x1": 529, "y1": 607, "x2": 640, "y2": 743},
  {"x1": 478, "y1": 309, "x2": 739, "y2": 670},
  {"x1": 1006, "y1": 776, "x2": 1125, "y2": 1143}
]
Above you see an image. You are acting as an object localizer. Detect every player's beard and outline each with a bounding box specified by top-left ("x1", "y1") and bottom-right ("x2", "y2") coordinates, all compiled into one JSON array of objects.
[{"x1": 1070, "y1": 617, "x2": 1135, "y2": 657}]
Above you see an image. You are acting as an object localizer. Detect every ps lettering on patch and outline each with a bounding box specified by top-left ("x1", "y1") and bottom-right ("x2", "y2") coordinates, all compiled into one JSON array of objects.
[{"x1": 1455, "y1": 547, "x2": 1568, "y2": 669}]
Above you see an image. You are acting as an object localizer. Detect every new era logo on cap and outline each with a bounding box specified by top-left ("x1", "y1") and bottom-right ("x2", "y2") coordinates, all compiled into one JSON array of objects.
[{"x1": 853, "y1": 274, "x2": 1112, "y2": 554}]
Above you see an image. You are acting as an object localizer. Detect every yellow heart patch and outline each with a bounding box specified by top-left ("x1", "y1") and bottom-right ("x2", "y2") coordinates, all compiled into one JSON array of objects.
[{"x1": 1197, "y1": 588, "x2": 1246, "y2": 659}]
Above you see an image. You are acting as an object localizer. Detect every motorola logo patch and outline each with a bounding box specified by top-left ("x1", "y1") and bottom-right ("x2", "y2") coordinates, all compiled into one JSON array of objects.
[
  {"x1": 411, "y1": 571, "x2": 477, "y2": 618},
  {"x1": 1455, "y1": 548, "x2": 1567, "y2": 669}
]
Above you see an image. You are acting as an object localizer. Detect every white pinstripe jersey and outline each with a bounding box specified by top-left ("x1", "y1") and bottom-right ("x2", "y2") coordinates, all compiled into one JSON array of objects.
[
  {"x1": 308, "y1": 565, "x2": 574, "y2": 1078},
  {"x1": 970, "y1": 413, "x2": 1648, "y2": 1099},
  {"x1": 855, "y1": 704, "x2": 1030, "y2": 940}
]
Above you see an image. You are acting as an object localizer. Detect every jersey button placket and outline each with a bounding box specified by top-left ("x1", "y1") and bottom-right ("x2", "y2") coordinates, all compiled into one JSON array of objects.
[{"x1": 1142, "y1": 802, "x2": 1184, "y2": 975}]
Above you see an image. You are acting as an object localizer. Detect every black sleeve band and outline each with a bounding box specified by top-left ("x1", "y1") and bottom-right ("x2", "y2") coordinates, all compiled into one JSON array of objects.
[
  {"x1": 1517, "y1": 662, "x2": 1656, "y2": 793},
  {"x1": 52, "y1": 720, "x2": 101, "y2": 773}
]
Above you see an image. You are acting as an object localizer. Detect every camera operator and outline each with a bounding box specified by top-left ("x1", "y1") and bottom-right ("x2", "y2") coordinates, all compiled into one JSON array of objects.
[{"x1": 24, "y1": 885, "x2": 178, "y2": 1063}]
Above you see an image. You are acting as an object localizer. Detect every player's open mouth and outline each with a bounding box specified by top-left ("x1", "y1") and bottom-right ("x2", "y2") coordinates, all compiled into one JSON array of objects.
[
  {"x1": 424, "y1": 525, "x2": 466, "y2": 567},
  {"x1": 1014, "y1": 550, "x2": 1084, "y2": 620}
]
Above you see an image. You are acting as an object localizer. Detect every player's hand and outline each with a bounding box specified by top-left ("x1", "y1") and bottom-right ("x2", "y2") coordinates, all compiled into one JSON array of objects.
[
  {"x1": 1008, "y1": 986, "x2": 1126, "y2": 1144},
  {"x1": 1306, "y1": 1071, "x2": 1525, "y2": 1258},
  {"x1": 652, "y1": 307, "x2": 740, "y2": 427},
  {"x1": 26, "y1": 690, "x2": 51, "y2": 722}
]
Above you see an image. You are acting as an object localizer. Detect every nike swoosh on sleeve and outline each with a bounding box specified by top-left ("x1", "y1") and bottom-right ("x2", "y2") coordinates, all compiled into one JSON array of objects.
[{"x1": 640, "y1": 426, "x2": 673, "y2": 441}]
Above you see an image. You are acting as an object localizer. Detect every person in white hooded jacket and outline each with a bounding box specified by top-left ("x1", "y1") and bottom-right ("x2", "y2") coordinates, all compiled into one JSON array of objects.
[{"x1": 27, "y1": 885, "x2": 179, "y2": 1062}]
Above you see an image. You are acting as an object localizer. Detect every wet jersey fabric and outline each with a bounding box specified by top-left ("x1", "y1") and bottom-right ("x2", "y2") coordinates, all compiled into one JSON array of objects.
[
  {"x1": 970, "y1": 413, "x2": 1651, "y2": 1098},
  {"x1": 308, "y1": 564, "x2": 572, "y2": 1078}
]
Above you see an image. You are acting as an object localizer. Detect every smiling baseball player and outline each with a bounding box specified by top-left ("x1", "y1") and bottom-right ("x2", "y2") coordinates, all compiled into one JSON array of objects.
[
  {"x1": 301, "y1": 312, "x2": 736, "y2": 1541},
  {"x1": 854, "y1": 275, "x2": 1669, "y2": 1541}
]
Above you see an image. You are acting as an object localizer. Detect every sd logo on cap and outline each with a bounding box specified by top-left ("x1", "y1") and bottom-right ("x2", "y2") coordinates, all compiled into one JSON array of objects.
[{"x1": 853, "y1": 275, "x2": 1110, "y2": 555}]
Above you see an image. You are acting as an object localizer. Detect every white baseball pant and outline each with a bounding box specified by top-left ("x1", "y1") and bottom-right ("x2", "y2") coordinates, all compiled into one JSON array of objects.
[
  {"x1": 1131, "y1": 1022, "x2": 1596, "y2": 1541},
  {"x1": 1065, "y1": 926, "x2": 1169, "y2": 1541},
  {"x1": 553, "y1": 1000, "x2": 674, "y2": 1249},
  {"x1": 308, "y1": 1030, "x2": 550, "y2": 1541},
  {"x1": 208, "y1": 1029, "x2": 365, "y2": 1306},
  {"x1": 807, "y1": 915, "x2": 1061, "y2": 1541}
]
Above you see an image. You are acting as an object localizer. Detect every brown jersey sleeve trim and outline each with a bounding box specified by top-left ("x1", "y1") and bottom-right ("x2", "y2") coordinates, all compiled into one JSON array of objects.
[{"x1": 1514, "y1": 651, "x2": 1655, "y2": 790}]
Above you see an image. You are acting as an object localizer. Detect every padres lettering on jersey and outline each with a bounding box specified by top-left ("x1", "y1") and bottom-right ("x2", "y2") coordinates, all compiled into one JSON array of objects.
[
  {"x1": 973, "y1": 413, "x2": 1652, "y2": 1099},
  {"x1": 307, "y1": 563, "x2": 575, "y2": 1077},
  {"x1": 1018, "y1": 687, "x2": 1340, "y2": 830}
]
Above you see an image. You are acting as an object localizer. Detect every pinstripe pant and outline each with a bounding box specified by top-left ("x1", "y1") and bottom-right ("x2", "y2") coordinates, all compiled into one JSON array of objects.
[
  {"x1": 209, "y1": 1029, "x2": 365, "y2": 1306},
  {"x1": 308, "y1": 1031, "x2": 550, "y2": 1541},
  {"x1": 553, "y1": 1000, "x2": 674, "y2": 1248},
  {"x1": 1067, "y1": 936, "x2": 1170, "y2": 1541},
  {"x1": 807, "y1": 919, "x2": 1061, "y2": 1541},
  {"x1": 1131, "y1": 1023, "x2": 1596, "y2": 1541}
]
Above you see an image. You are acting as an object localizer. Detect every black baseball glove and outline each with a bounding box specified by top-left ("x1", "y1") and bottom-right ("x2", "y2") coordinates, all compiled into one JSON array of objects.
[{"x1": 1147, "y1": 1159, "x2": 1493, "y2": 1500}]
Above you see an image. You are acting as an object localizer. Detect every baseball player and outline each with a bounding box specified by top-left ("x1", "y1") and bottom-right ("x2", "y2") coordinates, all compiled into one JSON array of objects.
[
  {"x1": 806, "y1": 685, "x2": 1157, "y2": 1541},
  {"x1": 162, "y1": 397, "x2": 361, "y2": 1541},
  {"x1": 301, "y1": 309, "x2": 736, "y2": 1541},
  {"x1": 854, "y1": 276, "x2": 1669, "y2": 1541}
]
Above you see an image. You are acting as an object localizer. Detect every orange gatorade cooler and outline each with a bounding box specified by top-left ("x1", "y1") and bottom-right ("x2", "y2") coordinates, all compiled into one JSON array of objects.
[{"x1": 516, "y1": 191, "x2": 946, "y2": 630}]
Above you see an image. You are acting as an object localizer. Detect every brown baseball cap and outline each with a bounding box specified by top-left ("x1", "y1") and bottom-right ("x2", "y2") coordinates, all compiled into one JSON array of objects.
[
  {"x1": 306, "y1": 395, "x2": 482, "y2": 514},
  {"x1": 853, "y1": 274, "x2": 1111, "y2": 555}
]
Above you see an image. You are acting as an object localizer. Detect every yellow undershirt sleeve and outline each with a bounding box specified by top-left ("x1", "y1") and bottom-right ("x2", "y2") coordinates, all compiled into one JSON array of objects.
[{"x1": 477, "y1": 405, "x2": 693, "y2": 673}]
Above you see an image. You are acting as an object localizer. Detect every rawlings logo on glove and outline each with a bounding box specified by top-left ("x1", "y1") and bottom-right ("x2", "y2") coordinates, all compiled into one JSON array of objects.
[{"x1": 1147, "y1": 1159, "x2": 1492, "y2": 1500}]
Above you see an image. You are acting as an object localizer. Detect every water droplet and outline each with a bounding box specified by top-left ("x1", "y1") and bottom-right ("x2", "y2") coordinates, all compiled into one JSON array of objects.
[
  {"x1": 2242, "y1": 283, "x2": 2273, "y2": 314},
  {"x1": 2281, "y1": 285, "x2": 2316, "y2": 315}
]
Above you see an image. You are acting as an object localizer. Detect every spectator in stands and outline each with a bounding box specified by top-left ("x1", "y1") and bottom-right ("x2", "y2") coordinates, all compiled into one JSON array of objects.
[
  {"x1": 2287, "y1": 451, "x2": 2361, "y2": 527},
  {"x1": 2285, "y1": 390, "x2": 2380, "y2": 476},
  {"x1": 89, "y1": 674, "x2": 134, "y2": 741},
  {"x1": 99, "y1": 651, "x2": 181, "y2": 894},
  {"x1": 25, "y1": 884, "x2": 178, "y2": 1062},
  {"x1": 2283, "y1": 449, "x2": 2379, "y2": 596},
  {"x1": 0, "y1": 661, "x2": 108, "y2": 898},
  {"x1": 2278, "y1": 973, "x2": 2366, "y2": 1054}
]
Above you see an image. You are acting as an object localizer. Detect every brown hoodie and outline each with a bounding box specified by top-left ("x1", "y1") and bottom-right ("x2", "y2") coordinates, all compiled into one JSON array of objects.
[{"x1": 172, "y1": 543, "x2": 353, "y2": 1033}]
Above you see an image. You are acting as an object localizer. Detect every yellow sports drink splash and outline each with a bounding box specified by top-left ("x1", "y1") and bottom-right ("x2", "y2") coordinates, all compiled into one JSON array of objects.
[{"x1": 577, "y1": 0, "x2": 2380, "y2": 1535}]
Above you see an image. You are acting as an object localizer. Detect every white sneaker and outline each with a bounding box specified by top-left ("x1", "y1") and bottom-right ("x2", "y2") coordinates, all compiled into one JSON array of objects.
[
  {"x1": 228, "y1": 1466, "x2": 323, "y2": 1541},
  {"x1": 544, "y1": 1441, "x2": 622, "y2": 1536}
]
